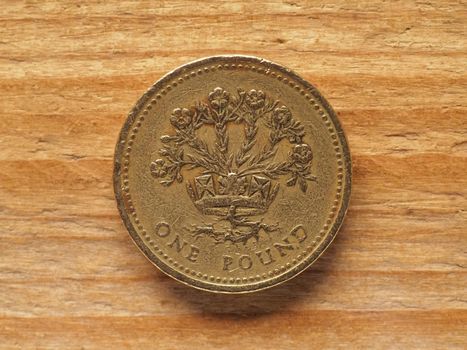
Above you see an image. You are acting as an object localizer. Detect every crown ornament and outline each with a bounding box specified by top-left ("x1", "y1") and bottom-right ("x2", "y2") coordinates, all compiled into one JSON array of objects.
[{"x1": 150, "y1": 87, "x2": 316, "y2": 244}]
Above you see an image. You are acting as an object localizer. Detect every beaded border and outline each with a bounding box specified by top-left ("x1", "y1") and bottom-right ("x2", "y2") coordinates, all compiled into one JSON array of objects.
[{"x1": 118, "y1": 60, "x2": 346, "y2": 287}]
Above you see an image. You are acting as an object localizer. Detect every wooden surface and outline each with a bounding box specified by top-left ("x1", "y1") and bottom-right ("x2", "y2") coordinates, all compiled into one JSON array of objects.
[{"x1": 1, "y1": 1, "x2": 466, "y2": 349}]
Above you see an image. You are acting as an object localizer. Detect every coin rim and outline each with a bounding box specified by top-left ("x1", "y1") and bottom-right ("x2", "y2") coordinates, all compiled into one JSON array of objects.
[{"x1": 113, "y1": 55, "x2": 352, "y2": 293}]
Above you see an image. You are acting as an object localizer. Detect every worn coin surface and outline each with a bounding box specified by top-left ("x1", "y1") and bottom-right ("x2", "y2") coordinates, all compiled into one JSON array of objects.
[{"x1": 114, "y1": 55, "x2": 351, "y2": 293}]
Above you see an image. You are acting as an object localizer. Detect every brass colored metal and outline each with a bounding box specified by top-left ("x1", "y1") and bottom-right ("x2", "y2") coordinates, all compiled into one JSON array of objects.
[{"x1": 114, "y1": 56, "x2": 351, "y2": 293}]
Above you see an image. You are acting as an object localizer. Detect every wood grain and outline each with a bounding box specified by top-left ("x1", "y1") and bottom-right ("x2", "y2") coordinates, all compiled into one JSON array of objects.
[{"x1": 0, "y1": 1, "x2": 466, "y2": 349}]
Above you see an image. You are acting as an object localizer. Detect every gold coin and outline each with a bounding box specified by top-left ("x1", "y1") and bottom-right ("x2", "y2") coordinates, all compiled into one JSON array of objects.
[{"x1": 114, "y1": 56, "x2": 351, "y2": 293}]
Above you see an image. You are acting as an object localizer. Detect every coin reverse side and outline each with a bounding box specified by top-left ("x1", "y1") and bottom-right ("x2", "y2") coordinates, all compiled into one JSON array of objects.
[{"x1": 114, "y1": 56, "x2": 351, "y2": 293}]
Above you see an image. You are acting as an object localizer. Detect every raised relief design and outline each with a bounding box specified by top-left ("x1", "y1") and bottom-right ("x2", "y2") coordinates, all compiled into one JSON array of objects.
[{"x1": 150, "y1": 87, "x2": 316, "y2": 244}]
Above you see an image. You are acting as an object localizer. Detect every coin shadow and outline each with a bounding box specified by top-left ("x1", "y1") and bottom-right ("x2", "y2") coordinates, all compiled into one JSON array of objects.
[{"x1": 163, "y1": 222, "x2": 348, "y2": 319}]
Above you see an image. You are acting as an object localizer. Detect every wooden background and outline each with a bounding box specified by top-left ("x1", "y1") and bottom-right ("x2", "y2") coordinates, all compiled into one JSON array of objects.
[{"x1": 1, "y1": 1, "x2": 466, "y2": 349}]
